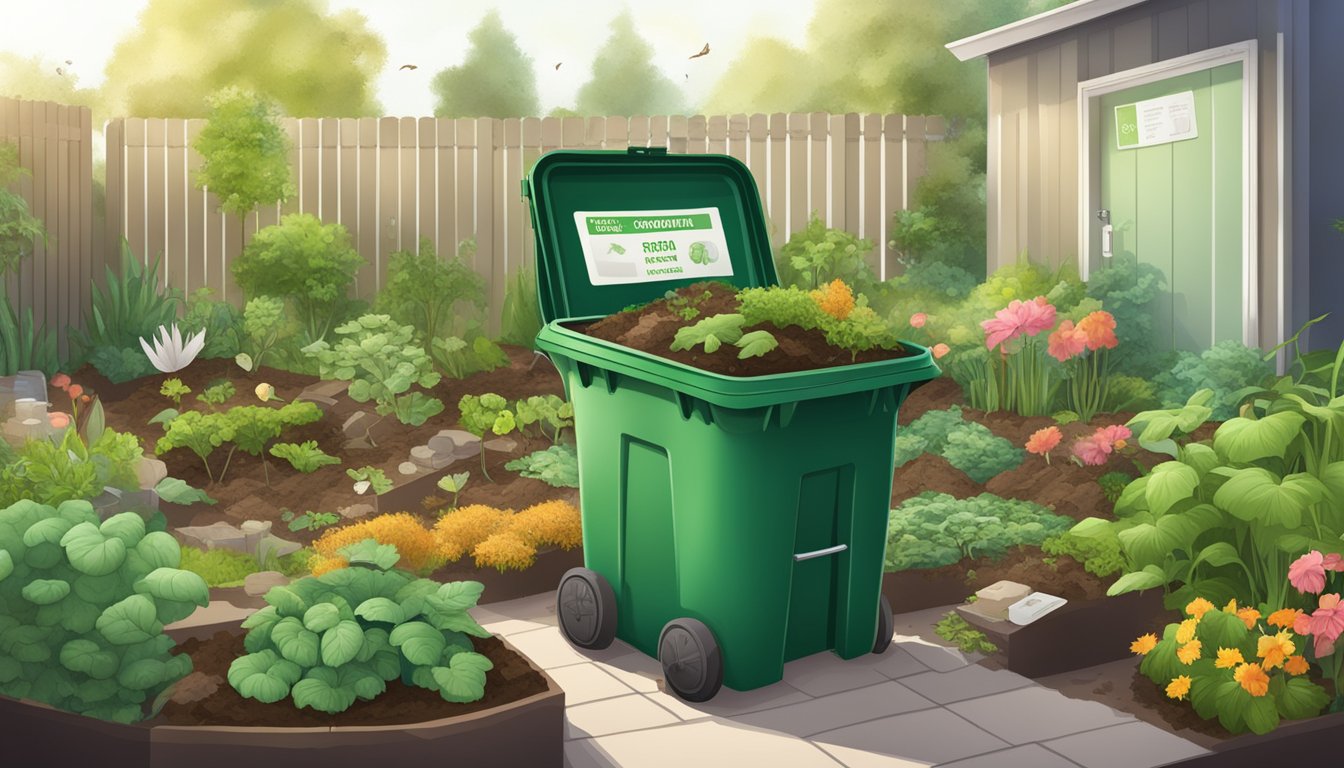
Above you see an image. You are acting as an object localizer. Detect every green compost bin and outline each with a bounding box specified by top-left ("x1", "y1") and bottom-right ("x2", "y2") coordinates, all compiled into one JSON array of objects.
[{"x1": 525, "y1": 147, "x2": 940, "y2": 701}]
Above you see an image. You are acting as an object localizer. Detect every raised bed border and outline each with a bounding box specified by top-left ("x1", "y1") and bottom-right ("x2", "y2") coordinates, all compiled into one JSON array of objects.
[
  {"x1": 0, "y1": 621, "x2": 565, "y2": 768},
  {"x1": 1153, "y1": 707, "x2": 1344, "y2": 767}
]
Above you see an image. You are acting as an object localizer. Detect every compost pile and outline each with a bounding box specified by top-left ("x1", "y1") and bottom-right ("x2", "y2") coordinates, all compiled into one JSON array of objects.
[{"x1": 574, "y1": 281, "x2": 916, "y2": 377}]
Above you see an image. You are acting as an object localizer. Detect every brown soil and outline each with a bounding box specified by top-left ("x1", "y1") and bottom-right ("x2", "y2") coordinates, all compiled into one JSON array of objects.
[
  {"x1": 153, "y1": 629, "x2": 548, "y2": 728},
  {"x1": 574, "y1": 281, "x2": 916, "y2": 376},
  {"x1": 84, "y1": 346, "x2": 576, "y2": 548},
  {"x1": 897, "y1": 547, "x2": 1112, "y2": 603}
]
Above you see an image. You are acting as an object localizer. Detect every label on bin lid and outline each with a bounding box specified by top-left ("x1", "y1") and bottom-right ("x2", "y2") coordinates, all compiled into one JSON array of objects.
[{"x1": 572, "y1": 207, "x2": 735, "y2": 286}]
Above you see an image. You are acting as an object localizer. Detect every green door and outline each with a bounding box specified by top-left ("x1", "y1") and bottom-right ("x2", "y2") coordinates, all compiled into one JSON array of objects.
[{"x1": 1097, "y1": 63, "x2": 1244, "y2": 352}]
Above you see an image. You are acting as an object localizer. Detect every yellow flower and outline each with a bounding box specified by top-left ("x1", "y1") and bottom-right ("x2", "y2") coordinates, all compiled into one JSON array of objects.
[
  {"x1": 1185, "y1": 597, "x2": 1215, "y2": 620},
  {"x1": 1223, "y1": 598, "x2": 1238, "y2": 613},
  {"x1": 1234, "y1": 663, "x2": 1270, "y2": 697},
  {"x1": 1268, "y1": 608, "x2": 1303, "y2": 629},
  {"x1": 1236, "y1": 607, "x2": 1262, "y2": 630},
  {"x1": 1214, "y1": 647, "x2": 1245, "y2": 669},
  {"x1": 255, "y1": 383, "x2": 283, "y2": 402},
  {"x1": 1256, "y1": 631, "x2": 1296, "y2": 670},
  {"x1": 1177, "y1": 639, "x2": 1203, "y2": 665},
  {"x1": 1165, "y1": 675, "x2": 1193, "y2": 701},
  {"x1": 1175, "y1": 618, "x2": 1199, "y2": 644},
  {"x1": 1130, "y1": 633, "x2": 1158, "y2": 655},
  {"x1": 1285, "y1": 655, "x2": 1311, "y2": 676}
]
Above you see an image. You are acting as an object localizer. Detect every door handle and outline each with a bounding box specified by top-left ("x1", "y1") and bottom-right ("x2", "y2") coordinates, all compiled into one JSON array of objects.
[
  {"x1": 794, "y1": 544, "x2": 848, "y2": 562},
  {"x1": 1101, "y1": 224, "x2": 1114, "y2": 259}
]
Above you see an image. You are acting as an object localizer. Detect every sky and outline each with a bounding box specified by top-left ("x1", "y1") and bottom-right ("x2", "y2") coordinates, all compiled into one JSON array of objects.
[{"x1": 0, "y1": 0, "x2": 817, "y2": 115}]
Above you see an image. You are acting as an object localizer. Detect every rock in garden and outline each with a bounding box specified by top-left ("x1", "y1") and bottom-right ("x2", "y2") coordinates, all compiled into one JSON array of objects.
[
  {"x1": 175, "y1": 521, "x2": 248, "y2": 552},
  {"x1": 301, "y1": 380, "x2": 350, "y2": 400},
  {"x1": 342, "y1": 411, "x2": 373, "y2": 438},
  {"x1": 243, "y1": 571, "x2": 290, "y2": 597},
  {"x1": 91, "y1": 487, "x2": 124, "y2": 518},
  {"x1": 134, "y1": 457, "x2": 168, "y2": 490},
  {"x1": 240, "y1": 520, "x2": 272, "y2": 552},
  {"x1": 337, "y1": 502, "x2": 376, "y2": 519},
  {"x1": 258, "y1": 534, "x2": 303, "y2": 558},
  {"x1": 398, "y1": 461, "x2": 420, "y2": 476},
  {"x1": 428, "y1": 429, "x2": 475, "y2": 454},
  {"x1": 0, "y1": 370, "x2": 45, "y2": 417},
  {"x1": 485, "y1": 437, "x2": 518, "y2": 453},
  {"x1": 167, "y1": 672, "x2": 222, "y2": 705},
  {"x1": 296, "y1": 393, "x2": 338, "y2": 407},
  {"x1": 411, "y1": 444, "x2": 454, "y2": 470}
]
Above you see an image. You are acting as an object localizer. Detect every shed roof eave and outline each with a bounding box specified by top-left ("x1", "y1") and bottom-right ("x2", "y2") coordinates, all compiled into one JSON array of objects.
[{"x1": 945, "y1": 0, "x2": 1150, "y2": 61}]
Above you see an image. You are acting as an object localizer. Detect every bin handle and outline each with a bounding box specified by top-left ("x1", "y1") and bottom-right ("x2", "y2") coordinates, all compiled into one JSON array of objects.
[{"x1": 794, "y1": 544, "x2": 848, "y2": 562}]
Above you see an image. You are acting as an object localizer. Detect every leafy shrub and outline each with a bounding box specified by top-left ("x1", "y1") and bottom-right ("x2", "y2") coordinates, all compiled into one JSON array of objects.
[
  {"x1": 217, "y1": 402, "x2": 323, "y2": 484},
  {"x1": 498, "y1": 265, "x2": 543, "y2": 348},
  {"x1": 458, "y1": 393, "x2": 516, "y2": 481},
  {"x1": 0, "y1": 298, "x2": 60, "y2": 377},
  {"x1": 935, "y1": 611, "x2": 998, "y2": 654},
  {"x1": 178, "y1": 546, "x2": 310, "y2": 587},
  {"x1": 229, "y1": 541, "x2": 494, "y2": 713},
  {"x1": 1104, "y1": 375, "x2": 1159, "y2": 413},
  {"x1": 281, "y1": 509, "x2": 341, "y2": 533},
  {"x1": 303, "y1": 314, "x2": 443, "y2": 440},
  {"x1": 432, "y1": 505, "x2": 510, "y2": 562},
  {"x1": 232, "y1": 213, "x2": 364, "y2": 342},
  {"x1": 466, "y1": 500, "x2": 583, "y2": 573},
  {"x1": 270, "y1": 441, "x2": 340, "y2": 473},
  {"x1": 310, "y1": 513, "x2": 442, "y2": 575},
  {"x1": 431, "y1": 335, "x2": 510, "y2": 381},
  {"x1": 89, "y1": 346, "x2": 155, "y2": 384},
  {"x1": 234, "y1": 295, "x2": 289, "y2": 372},
  {"x1": 891, "y1": 259, "x2": 979, "y2": 302},
  {"x1": 775, "y1": 212, "x2": 877, "y2": 293},
  {"x1": 377, "y1": 236, "x2": 485, "y2": 349},
  {"x1": 1084, "y1": 253, "x2": 1170, "y2": 378},
  {"x1": 69, "y1": 240, "x2": 182, "y2": 373},
  {"x1": 0, "y1": 499, "x2": 208, "y2": 723},
  {"x1": 159, "y1": 378, "x2": 190, "y2": 407},
  {"x1": 884, "y1": 492, "x2": 1074, "y2": 570},
  {"x1": 1155, "y1": 340, "x2": 1273, "y2": 421},
  {"x1": 738, "y1": 285, "x2": 827, "y2": 330},
  {"x1": 941, "y1": 422, "x2": 1025, "y2": 483},
  {"x1": 892, "y1": 434, "x2": 930, "y2": 469},
  {"x1": 1096, "y1": 471, "x2": 1133, "y2": 504},
  {"x1": 1041, "y1": 533, "x2": 1125, "y2": 578},
  {"x1": 505, "y1": 444, "x2": 578, "y2": 488},
  {"x1": 180, "y1": 288, "x2": 242, "y2": 360},
  {"x1": 155, "y1": 410, "x2": 234, "y2": 483},
  {"x1": 513, "y1": 395, "x2": 574, "y2": 444},
  {"x1": 196, "y1": 380, "x2": 236, "y2": 410},
  {"x1": 900, "y1": 406, "x2": 967, "y2": 456},
  {"x1": 0, "y1": 427, "x2": 146, "y2": 508},
  {"x1": 0, "y1": 139, "x2": 48, "y2": 278}
]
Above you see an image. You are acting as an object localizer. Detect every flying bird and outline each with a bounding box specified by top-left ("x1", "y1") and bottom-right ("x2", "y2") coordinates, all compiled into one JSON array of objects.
[
  {"x1": 55, "y1": 67, "x2": 65, "y2": 77},
  {"x1": 554, "y1": 62, "x2": 562, "y2": 70},
  {"x1": 398, "y1": 64, "x2": 418, "y2": 71},
  {"x1": 64, "y1": 59, "x2": 72, "y2": 65},
  {"x1": 689, "y1": 43, "x2": 710, "y2": 59}
]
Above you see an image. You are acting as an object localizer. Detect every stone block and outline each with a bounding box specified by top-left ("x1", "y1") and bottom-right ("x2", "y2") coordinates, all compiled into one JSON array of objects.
[
  {"x1": 135, "y1": 457, "x2": 169, "y2": 490},
  {"x1": 243, "y1": 571, "x2": 290, "y2": 597},
  {"x1": 484, "y1": 437, "x2": 518, "y2": 453}
]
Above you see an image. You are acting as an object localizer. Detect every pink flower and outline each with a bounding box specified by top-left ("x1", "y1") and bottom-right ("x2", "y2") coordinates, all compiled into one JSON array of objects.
[
  {"x1": 51, "y1": 373, "x2": 71, "y2": 390},
  {"x1": 1047, "y1": 320, "x2": 1088, "y2": 362},
  {"x1": 1305, "y1": 594, "x2": 1344, "y2": 657},
  {"x1": 1290, "y1": 551, "x2": 1328, "y2": 595},
  {"x1": 931, "y1": 343, "x2": 950, "y2": 360},
  {"x1": 910, "y1": 312, "x2": 928, "y2": 329},
  {"x1": 48, "y1": 412, "x2": 70, "y2": 429},
  {"x1": 1071, "y1": 435, "x2": 1112, "y2": 466},
  {"x1": 67, "y1": 384, "x2": 84, "y2": 400},
  {"x1": 981, "y1": 297, "x2": 1057, "y2": 351},
  {"x1": 1324, "y1": 552, "x2": 1344, "y2": 572},
  {"x1": 1096, "y1": 424, "x2": 1132, "y2": 450}
]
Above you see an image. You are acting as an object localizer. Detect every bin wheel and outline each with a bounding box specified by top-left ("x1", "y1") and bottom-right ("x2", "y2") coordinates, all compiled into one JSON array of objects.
[
  {"x1": 658, "y1": 618, "x2": 723, "y2": 702},
  {"x1": 873, "y1": 595, "x2": 894, "y2": 655},
  {"x1": 556, "y1": 568, "x2": 617, "y2": 650}
]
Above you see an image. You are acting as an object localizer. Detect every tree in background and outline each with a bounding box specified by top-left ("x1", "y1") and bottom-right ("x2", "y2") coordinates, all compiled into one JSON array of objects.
[
  {"x1": 191, "y1": 88, "x2": 294, "y2": 245},
  {"x1": 574, "y1": 12, "x2": 686, "y2": 117},
  {"x1": 101, "y1": 0, "x2": 386, "y2": 118},
  {"x1": 432, "y1": 11, "x2": 540, "y2": 118},
  {"x1": 0, "y1": 54, "x2": 104, "y2": 115}
]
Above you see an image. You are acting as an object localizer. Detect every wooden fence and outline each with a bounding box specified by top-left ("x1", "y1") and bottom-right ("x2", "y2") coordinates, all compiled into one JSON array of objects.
[
  {"x1": 1, "y1": 97, "x2": 96, "y2": 361},
  {"x1": 105, "y1": 113, "x2": 945, "y2": 334}
]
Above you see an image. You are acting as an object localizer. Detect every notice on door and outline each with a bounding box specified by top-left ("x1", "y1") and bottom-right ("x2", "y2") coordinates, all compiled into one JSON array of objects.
[
  {"x1": 1114, "y1": 91, "x2": 1198, "y2": 150},
  {"x1": 573, "y1": 207, "x2": 734, "y2": 285}
]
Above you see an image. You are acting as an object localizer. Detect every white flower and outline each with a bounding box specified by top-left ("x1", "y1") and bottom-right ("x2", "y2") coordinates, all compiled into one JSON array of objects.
[{"x1": 139, "y1": 324, "x2": 206, "y2": 373}]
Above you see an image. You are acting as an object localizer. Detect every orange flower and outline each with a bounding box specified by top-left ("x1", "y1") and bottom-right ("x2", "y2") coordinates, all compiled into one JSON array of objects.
[
  {"x1": 67, "y1": 384, "x2": 84, "y2": 399},
  {"x1": 1047, "y1": 320, "x2": 1088, "y2": 362},
  {"x1": 810, "y1": 279, "x2": 855, "y2": 321},
  {"x1": 1185, "y1": 598, "x2": 1216, "y2": 620},
  {"x1": 1076, "y1": 310, "x2": 1118, "y2": 351},
  {"x1": 1285, "y1": 655, "x2": 1311, "y2": 676},
  {"x1": 1175, "y1": 618, "x2": 1199, "y2": 644},
  {"x1": 1165, "y1": 675, "x2": 1192, "y2": 701},
  {"x1": 1177, "y1": 639, "x2": 1202, "y2": 665},
  {"x1": 1025, "y1": 426, "x2": 1063, "y2": 459},
  {"x1": 909, "y1": 312, "x2": 928, "y2": 329},
  {"x1": 1131, "y1": 633, "x2": 1158, "y2": 655},
  {"x1": 1214, "y1": 647, "x2": 1245, "y2": 669},
  {"x1": 931, "y1": 343, "x2": 950, "y2": 360},
  {"x1": 1257, "y1": 631, "x2": 1296, "y2": 670},
  {"x1": 1267, "y1": 608, "x2": 1303, "y2": 629},
  {"x1": 1234, "y1": 663, "x2": 1270, "y2": 697},
  {"x1": 1236, "y1": 607, "x2": 1262, "y2": 629}
]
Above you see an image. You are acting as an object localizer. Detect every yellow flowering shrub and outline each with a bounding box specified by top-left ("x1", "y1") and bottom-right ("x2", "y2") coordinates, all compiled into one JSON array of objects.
[
  {"x1": 472, "y1": 532, "x2": 538, "y2": 572},
  {"x1": 509, "y1": 500, "x2": 583, "y2": 550},
  {"x1": 434, "y1": 504, "x2": 511, "y2": 561},
  {"x1": 312, "y1": 512, "x2": 442, "y2": 573},
  {"x1": 810, "y1": 279, "x2": 855, "y2": 321}
]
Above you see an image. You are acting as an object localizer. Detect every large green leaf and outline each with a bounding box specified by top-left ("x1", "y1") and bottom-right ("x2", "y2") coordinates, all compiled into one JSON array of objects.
[
  {"x1": 263, "y1": 586, "x2": 309, "y2": 618},
  {"x1": 1112, "y1": 475, "x2": 1151, "y2": 516},
  {"x1": 1189, "y1": 669, "x2": 1222, "y2": 720},
  {"x1": 1215, "y1": 679, "x2": 1250, "y2": 733},
  {"x1": 1194, "y1": 609, "x2": 1247, "y2": 650},
  {"x1": 321, "y1": 620, "x2": 364, "y2": 668},
  {"x1": 1213, "y1": 412, "x2": 1306, "y2": 463},
  {"x1": 1282, "y1": 393, "x2": 1344, "y2": 435},
  {"x1": 23, "y1": 517, "x2": 75, "y2": 548},
  {"x1": 1277, "y1": 675, "x2": 1330, "y2": 721},
  {"x1": 118, "y1": 658, "x2": 168, "y2": 691},
  {"x1": 0, "y1": 550, "x2": 12, "y2": 583},
  {"x1": 355, "y1": 597, "x2": 405, "y2": 625},
  {"x1": 1145, "y1": 463, "x2": 1200, "y2": 517},
  {"x1": 357, "y1": 627, "x2": 391, "y2": 663},
  {"x1": 338, "y1": 663, "x2": 386, "y2": 700},
  {"x1": 59, "y1": 596, "x2": 102, "y2": 634},
  {"x1": 72, "y1": 574, "x2": 120, "y2": 605},
  {"x1": 1178, "y1": 443, "x2": 1222, "y2": 479},
  {"x1": 389, "y1": 621, "x2": 446, "y2": 666},
  {"x1": 291, "y1": 667, "x2": 356, "y2": 714},
  {"x1": 1106, "y1": 565, "x2": 1167, "y2": 596},
  {"x1": 96, "y1": 595, "x2": 162, "y2": 645},
  {"x1": 134, "y1": 532, "x2": 181, "y2": 571},
  {"x1": 227, "y1": 650, "x2": 301, "y2": 704},
  {"x1": 303, "y1": 603, "x2": 341, "y2": 634},
  {"x1": 1213, "y1": 469, "x2": 1324, "y2": 529},
  {"x1": 1189, "y1": 541, "x2": 1245, "y2": 573},
  {"x1": 99, "y1": 512, "x2": 146, "y2": 547},
  {"x1": 1318, "y1": 461, "x2": 1344, "y2": 507},
  {"x1": 432, "y1": 581, "x2": 485, "y2": 612},
  {"x1": 61, "y1": 523, "x2": 128, "y2": 576},
  {"x1": 134, "y1": 568, "x2": 209, "y2": 605},
  {"x1": 153, "y1": 477, "x2": 217, "y2": 506},
  {"x1": 59, "y1": 639, "x2": 119, "y2": 679},
  {"x1": 270, "y1": 617, "x2": 320, "y2": 668},
  {"x1": 1242, "y1": 694, "x2": 1280, "y2": 735},
  {"x1": 21, "y1": 579, "x2": 70, "y2": 606},
  {"x1": 424, "y1": 608, "x2": 491, "y2": 638},
  {"x1": 429, "y1": 651, "x2": 492, "y2": 703}
]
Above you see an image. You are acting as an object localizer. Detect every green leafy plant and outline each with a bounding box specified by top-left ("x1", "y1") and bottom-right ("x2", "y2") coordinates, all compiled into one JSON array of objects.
[
  {"x1": 775, "y1": 212, "x2": 877, "y2": 292},
  {"x1": 270, "y1": 441, "x2": 340, "y2": 474},
  {"x1": 376, "y1": 236, "x2": 486, "y2": 352},
  {"x1": 280, "y1": 509, "x2": 341, "y2": 533},
  {"x1": 154, "y1": 410, "x2": 234, "y2": 484},
  {"x1": 737, "y1": 285, "x2": 828, "y2": 330},
  {"x1": 0, "y1": 499, "x2": 208, "y2": 723},
  {"x1": 88, "y1": 345, "x2": 156, "y2": 384},
  {"x1": 1105, "y1": 375, "x2": 1159, "y2": 413},
  {"x1": 498, "y1": 265, "x2": 543, "y2": 348},
  {"x1": 233, "y1": 213, "x2": 364, "y2": 343},
  {"x1": 0, "y1": 143, "x2": 59, "y2": 377},
  {"x1": 0, "y1": 427, "x2": 147, "y2": 508},
  {"x1": 1052, "y1": 410, "x2": 1080, "y2": 425},
  {"x1": 1155, "y1": 340, "x2": 1274, "y2": 421},
  {"x1": 431, "y1": 334, "x2": 510, "y2": 381},
  {"x1": 934, "y1": 611, "x2": 998, "y2": 655},
  {"x1": 505, "y1": 444, "x2": 579, "y2": 488},
  {"x1": 196, "y1": 379, "x2": 236, "y2": 410},
  {"x1": 435, "y1": 472, "x2": 469, "y2": 510},
  {"x1": 178, "y1": 545, "x2": 311, "y2": 587},
  {"x1": 671, "y1": 313, "x2": 745, "y2": 354},
  {"x1": 180, "y1": 287, "x2": 243, "y2": 360},
  {"x1": 70, "y1": 240, "x2": 183, "y2": 376},
  {"x1": 1085, "y1": 253, "x2": 1170, "y2": 379},
  {"x1": 192, "y1": 87, "x2": 294, "y2": 223},
  {"x1": 457, "y1": 394, "x2": 516, "y2": 482},
  {"x1": 513, "y1": 395, "x2": 574, "y2": 444},
  {"x1": 159, "y1": 378, "x2": 190, "y2": 408},
  {"x1": 228, "y1": 540, "x2": 494, "y2": 713},
  {"x1": 302, "y1": 314, "x2": 443, "y2": 444},
  {"x1": 218, "y1": 403, "x2": 323, "y2": 485},
  {"x1": 234, "y1": 295, "x2": 289, "y2": 372},
  {"x1": 940, "y1": 421, "x2": 1025, "y2": 483},
  {"x1": 347, "y1": 466, "x2": 393, "y2": 496},
  {"x1": 1097, "y1": 471, "x2": 1133, "y2": 504},
  {"x1": 884, "y1": 492, "x2": 1074, "y2": 571},
  {"x1": 1041, "y1": 533, "x2": 1125, "y2": 578}
]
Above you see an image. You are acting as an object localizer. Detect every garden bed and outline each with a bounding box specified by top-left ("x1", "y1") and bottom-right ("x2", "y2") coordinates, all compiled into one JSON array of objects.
[{"x1": 0, "y1": 620, "x2": 565, "y2": 768}]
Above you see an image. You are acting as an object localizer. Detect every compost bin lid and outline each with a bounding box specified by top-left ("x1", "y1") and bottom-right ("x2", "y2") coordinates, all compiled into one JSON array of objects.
[{"x1": 523, "y1": 147, "x2": 777, "y2": 324}]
